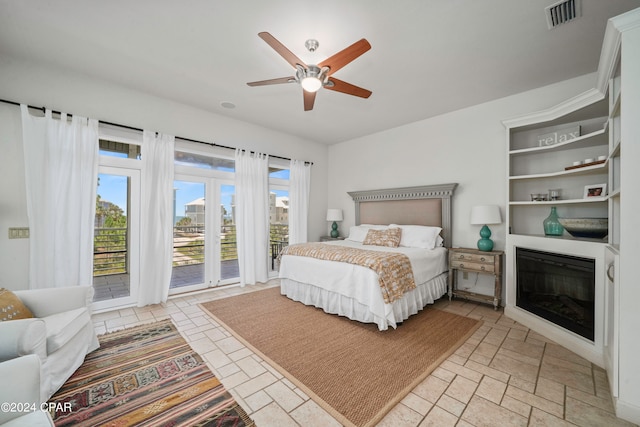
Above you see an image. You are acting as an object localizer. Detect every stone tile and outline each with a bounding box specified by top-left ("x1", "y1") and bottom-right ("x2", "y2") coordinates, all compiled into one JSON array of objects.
[
  {"x1": 496, "y1": 347, "x2": 542, "y2": 367},
  {"x1": 439, "y1": 360, "x2": 483, "y2": 383},
  {"x1": 565, "y1": 396, "x2": 638, "y2": 427},
  {"x1": 244, "y1": 390, "x2": 272, "y2": 412},
  {"x1": 464, "y1": 359, "x2": 510, "y2": 383},
  {"x1": 490, "y1": 352, "x2": 539, "y2": 384},
  {"x1": 419, "y1": 406, "x2": 458, "y2": 427},
  {"x1": 251, "y1": 401, "x2": 299, "y2": 427},
  {"x1": 401, "y1": 392, "x2": 433, "y2": 416},
  {"x1": 508, "y1": 376, "x2": 536, "y2": 393},
  {"x1": 535, "y1": 377, "x2": 565, "y2": 404},
  {"x1": 219, "y1": 369, "x2": 250, "y2": 390},
  {"x1": 234, "y1": 371, "x2": 279, "y2": 399},
  {"x1": 469, "y1": 341, "x2": 500, "y2": 365},
  {"x1": 444, "y1": 375, "x2": 478, "y2": 404},
  {"x1": 500, "y1": 395, "x2": 531, "y2": 418},
  {"x1": 461, "y1": 395, "x2": 528, "y2": 427},
  {"x1": 187, "y1": 337, "x2": 217, "y2": 354},
  {"x1": 539, "y1": 356, "x2": 594, "y2": 394},
  {"x1": 501, "y1": 336, "x2": 545, "y2": 359},
  {"x1": 482, "y1": 328, "x2": 509, "y2": 347},
  {"x1": 545, "y1": 342, "x2": 592, "y2": 367},
  {"x1": 430, "y1": 367, "x2": 456, "y2": 383},
  {"x1": 377, "y1": 403, "x2": 423, "y2": 427},
  {"x1": 413, "y1": 375, "x2": 450, "y2": 404},
  {"x1": 232, "y1": 357, "x2": 267, "y2": 378},
  {"x1": 454, "y1": 342, "x2": 478, "y2": 359},
  {"x1": 436, "y1": 394, "x2": 466, "y2": 417},
  {"x1": 529, "y1": 407, "x2": 575, "y2": 426},
  {"x1": 476, "y1": 375, "x2": 507, "y2": 405},
  {"x1": 505, "y1": 384, "x2": 564, "y2": 418},
  {"x1": 290, "y1": 400, "x2": 342, "y2": 427},
  {"x1": 264, "y1": 381, "x2": 304, "y2": 412},
  {"x1": 566, "y1": 385, "x2": 616, "y2": 413},
  {"x1": 214, "y1": 336, "x2": 245, "y2": 354}
]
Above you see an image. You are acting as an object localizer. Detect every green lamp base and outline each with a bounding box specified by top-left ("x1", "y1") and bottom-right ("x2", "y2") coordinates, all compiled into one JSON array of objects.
[
  {"x1": 330, "y1": 221, "x2": 339, "y2": 238},
  {"x1": 477, "y1": 224, "x2": 494, "y2": 252}
]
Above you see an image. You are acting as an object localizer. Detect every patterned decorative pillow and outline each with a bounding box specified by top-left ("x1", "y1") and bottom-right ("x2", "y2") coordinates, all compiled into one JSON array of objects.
[
  {"x1": 363, "y1": 227, "x2": 402, "y2": 248},
  {"x1": 0, "y1": 288, "x2": 34, "y2": 321}
]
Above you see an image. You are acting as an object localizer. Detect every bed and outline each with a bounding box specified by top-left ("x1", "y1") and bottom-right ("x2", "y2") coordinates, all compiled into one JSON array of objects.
[{"x1": 278, "y1": 183, "x2": 458, "y2": 330}]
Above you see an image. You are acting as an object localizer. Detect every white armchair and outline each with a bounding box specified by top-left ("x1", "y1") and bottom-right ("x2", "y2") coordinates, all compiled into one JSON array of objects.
[
  {"x1": 0, "y1": 355, "x2": 55, "y2": 427},
  {"x1": 0, "y1": 286, "x2": 99, "y2": 402}
]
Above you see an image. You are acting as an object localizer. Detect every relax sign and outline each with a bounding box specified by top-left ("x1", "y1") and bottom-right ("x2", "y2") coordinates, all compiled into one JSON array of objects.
[{"x1": 537, "y1": 125, "x2": 580, "y2": 146}]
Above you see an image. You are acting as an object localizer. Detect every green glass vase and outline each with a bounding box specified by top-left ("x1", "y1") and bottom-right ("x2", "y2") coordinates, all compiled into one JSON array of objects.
[{"x1": 543, "y1": 207, "x2": 564, "y2": 236}]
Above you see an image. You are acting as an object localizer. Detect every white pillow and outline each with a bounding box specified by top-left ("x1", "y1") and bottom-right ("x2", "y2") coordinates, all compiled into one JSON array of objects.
[
  {"x1": 389, "y1": 224, "x2": 443, "y2": 249},
  {"x1": 346, "y1": 224, "x2": 388, "y2": 243}
]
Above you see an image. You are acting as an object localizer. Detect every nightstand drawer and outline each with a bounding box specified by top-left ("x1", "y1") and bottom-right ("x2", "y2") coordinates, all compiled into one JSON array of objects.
[
  {"x1": 451, "y1": 252, "x2": 495, "y2": 264},
  {"x1": 450, "y1": 260, "x2": 495, "y2": 273}
]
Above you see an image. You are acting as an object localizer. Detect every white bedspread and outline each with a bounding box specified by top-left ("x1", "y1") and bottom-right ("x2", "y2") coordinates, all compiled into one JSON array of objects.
[{"x1": 278, "y1": 240, "x2": 448, "y2": 329}]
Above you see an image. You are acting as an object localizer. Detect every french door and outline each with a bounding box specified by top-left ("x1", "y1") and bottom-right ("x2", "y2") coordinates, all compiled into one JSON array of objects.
[
  {"x1": 92, "y1": 167, "x2": 141, "y2": 310},
  {"x1": 169, "y1": 175, "x2": 237, "y2": 294}
]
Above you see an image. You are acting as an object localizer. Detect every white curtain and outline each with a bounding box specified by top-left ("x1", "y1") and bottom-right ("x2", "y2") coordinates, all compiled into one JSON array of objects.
[
  {"x1": 288, "y1": 159, "x2": 311, "y2": 244},
  {"x1": 21, "y1": 105, "x2": 99, "y2": 289},
  {"x1": 235, "y1": 149, "x2": 269, "y2": 285},
  {"x1": 138, "y1": 130, "x2": 175, "y2": 306}
]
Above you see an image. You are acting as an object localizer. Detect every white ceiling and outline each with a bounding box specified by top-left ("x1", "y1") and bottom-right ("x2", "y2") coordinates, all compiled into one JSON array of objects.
[{"x1": 0, "y1": 0, "x2": 638, "y2": 145}]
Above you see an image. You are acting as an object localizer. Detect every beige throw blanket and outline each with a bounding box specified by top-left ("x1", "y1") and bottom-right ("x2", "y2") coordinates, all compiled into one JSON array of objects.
[{"x1": 280, "y1": 243, "x2": 416, "y2": 303}]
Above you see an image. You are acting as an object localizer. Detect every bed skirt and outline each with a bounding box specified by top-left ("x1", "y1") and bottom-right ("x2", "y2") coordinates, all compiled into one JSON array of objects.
[{"x1": 280, "y1": 272, "x2": 448, "y2": 331}]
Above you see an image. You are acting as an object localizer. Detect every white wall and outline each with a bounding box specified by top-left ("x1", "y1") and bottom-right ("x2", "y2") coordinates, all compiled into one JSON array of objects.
[{"x1": 0, "y1": 56, "x2": 329, "y2": 290}]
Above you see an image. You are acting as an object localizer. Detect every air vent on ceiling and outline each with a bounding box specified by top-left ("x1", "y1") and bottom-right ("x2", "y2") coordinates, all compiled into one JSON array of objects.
[{"x1": 545, "y1": 0, "x2": 581, "y2": 29}]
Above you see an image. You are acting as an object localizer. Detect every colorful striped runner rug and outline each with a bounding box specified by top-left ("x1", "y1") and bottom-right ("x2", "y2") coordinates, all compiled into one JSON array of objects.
[{"x1": 48, "y1": 319, "x2": 255, "y2": 427}]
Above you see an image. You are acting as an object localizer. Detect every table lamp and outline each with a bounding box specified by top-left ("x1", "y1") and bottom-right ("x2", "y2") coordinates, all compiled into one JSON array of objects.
[
  {"x1": 326, "y1": 209, "x2": 343, "y2": 238},
  {"x1": 470, "y1": 205, "x2": 502, "y2": 251}
]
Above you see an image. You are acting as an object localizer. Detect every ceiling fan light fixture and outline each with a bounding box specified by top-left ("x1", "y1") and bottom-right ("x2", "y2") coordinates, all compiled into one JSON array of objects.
[{"x1": 301, "y1": 76, "x2": 322, "y2": 92}]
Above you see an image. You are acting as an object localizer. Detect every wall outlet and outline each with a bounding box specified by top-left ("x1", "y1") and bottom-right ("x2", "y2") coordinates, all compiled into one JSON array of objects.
[
  {"x1": 8, "y1": 227, "x2": 29, "y2": 239},
  {"x1": 463, "y1": 271, "x2": 469, "y2": 280}
]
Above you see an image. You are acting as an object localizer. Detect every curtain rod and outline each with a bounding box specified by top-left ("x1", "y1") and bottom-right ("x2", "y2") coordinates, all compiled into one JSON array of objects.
[{"x1": 0, "y1": 98, "x2": 313, "y2": 165}]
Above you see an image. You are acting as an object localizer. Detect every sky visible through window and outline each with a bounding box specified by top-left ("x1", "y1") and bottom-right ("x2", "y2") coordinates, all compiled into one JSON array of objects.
[{"x1": 97, "y1": 168, "x2": 289, "y2": 225}]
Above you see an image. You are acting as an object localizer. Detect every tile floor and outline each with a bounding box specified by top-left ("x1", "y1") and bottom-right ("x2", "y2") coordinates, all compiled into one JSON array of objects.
[{"x1": 92, "y1": 281, "x2": 637, "y2": 427}]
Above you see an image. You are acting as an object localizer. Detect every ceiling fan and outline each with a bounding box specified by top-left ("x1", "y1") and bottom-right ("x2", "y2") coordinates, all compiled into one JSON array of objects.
[{"x1": 247, "y1": 32, "x2": 372, "y2": 111}]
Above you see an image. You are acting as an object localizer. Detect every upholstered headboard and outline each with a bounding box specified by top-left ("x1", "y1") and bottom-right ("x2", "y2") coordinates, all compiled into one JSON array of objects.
[{"x1": 347, "y1": 183, "x2": 458, "y2": 247}]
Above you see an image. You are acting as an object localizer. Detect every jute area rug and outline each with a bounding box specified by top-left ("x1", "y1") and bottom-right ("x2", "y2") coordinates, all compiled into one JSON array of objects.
[
  {"x1": 201, "y1": 287, "x2": 482, "y2": 427},
  {"x1": 48, "y1": 319, "x2": 255, "y2": 427}
]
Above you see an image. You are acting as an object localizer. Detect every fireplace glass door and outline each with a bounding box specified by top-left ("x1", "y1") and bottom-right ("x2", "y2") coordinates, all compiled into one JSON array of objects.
[{"x1": 516, "y1": 247, "x2": 595, "y2": 341}]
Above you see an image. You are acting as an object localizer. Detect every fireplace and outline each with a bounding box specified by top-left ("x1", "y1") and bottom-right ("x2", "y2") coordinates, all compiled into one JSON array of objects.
[{"x1": 516, "y1": 247, "x2": 595, "y2": 341}]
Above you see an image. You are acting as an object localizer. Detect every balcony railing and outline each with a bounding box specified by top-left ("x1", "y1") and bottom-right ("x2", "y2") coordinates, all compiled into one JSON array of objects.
[{"x1": 93, "y1": 224, "x2": 289, "y2": 276}]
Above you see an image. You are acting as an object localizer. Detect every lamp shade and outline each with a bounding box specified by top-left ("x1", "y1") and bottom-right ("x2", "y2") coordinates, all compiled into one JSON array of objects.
[
  {"x1": 470, "y1": 205, "x2": 502, "y2": 225},
  {"x1": 326, "y1": 209, "x2": 343, "y2": 222}
]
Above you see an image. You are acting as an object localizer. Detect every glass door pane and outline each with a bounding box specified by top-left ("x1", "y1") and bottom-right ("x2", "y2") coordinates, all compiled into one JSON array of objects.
[
  {"x1": 171, "y1": 180, "x2": 206, "y2": 289},
  {"x1": 269, "y1": 188, "x2": 289, "y2": 273},
  {"x1": 220, "y1": 184, "x2": 238, "y2": 282},
  {"x1": 93, "y1": 174, "x2": 130, "y2": 301},
  {"x1": 92, "y1": 167, "x2": 140, "y2": 310}
]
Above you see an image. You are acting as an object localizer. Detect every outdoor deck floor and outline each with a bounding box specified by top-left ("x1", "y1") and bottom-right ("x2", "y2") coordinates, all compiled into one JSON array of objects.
[{"x1": 93, "y1": 260, "x2": 244, "y2": 301}]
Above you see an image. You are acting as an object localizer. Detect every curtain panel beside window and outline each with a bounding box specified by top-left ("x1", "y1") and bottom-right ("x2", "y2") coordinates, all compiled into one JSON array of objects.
[
  {"x1": 288, "y1": 159, "x2": 311, "y2": 244},
  {"x1": 20, "y1": 105, "x2": 99, "y2": 289},
  {"x1": 138, "y1": 130, "x2": 175, "y2": 306},
  {"x1": 235, "y1": 149, "x2": 270, "y2": 285}
]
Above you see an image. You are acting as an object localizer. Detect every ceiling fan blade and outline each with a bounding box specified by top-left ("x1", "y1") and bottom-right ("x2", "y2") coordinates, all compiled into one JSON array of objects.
[
  {"x1": 325, "y1": 77, "x2": 372, "y2": 98},
  {"x1": 303, "y1": 90, "x2": 316, "y2": 111},
  {"x1": 318, "y1": 39, "x2": 371, "y2": 75},
  {"x1": 258, "y1": 32, "x2": 307, "y2": 69},
  {"x1": 247, "y1": 76, "x2": 295, "y2": 87}
]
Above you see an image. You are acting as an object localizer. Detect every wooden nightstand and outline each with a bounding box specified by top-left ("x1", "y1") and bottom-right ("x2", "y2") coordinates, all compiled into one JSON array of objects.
[
  {"x1": 448, "y1": 247, "x2": 503, "y2": 310},
  {"x1": 320, "y1": 236, "x2": 346, "y2": 242}
]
